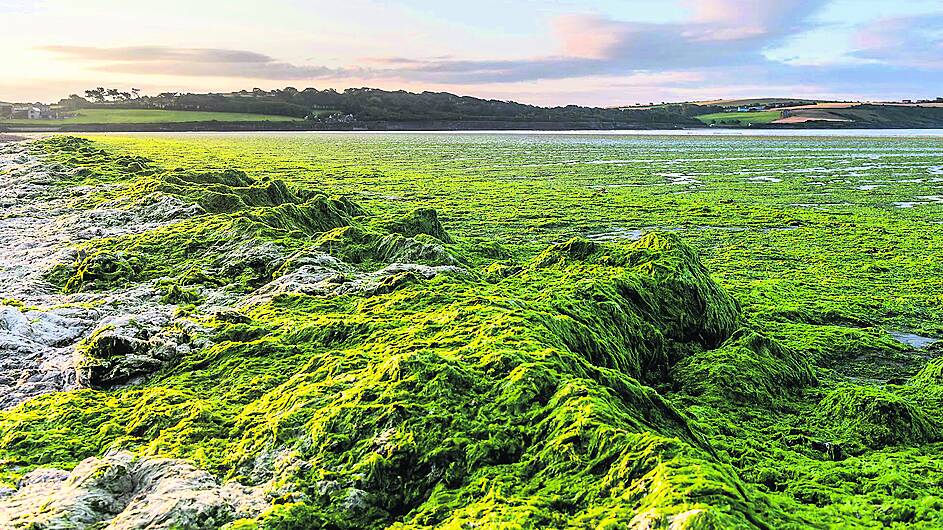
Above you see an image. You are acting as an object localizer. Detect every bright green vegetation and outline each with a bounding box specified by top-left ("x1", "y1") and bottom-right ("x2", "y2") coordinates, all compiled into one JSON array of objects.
[
  {"x1": 0, "y1": 108, "x2": 303, "y2": 125},
  {"x1": 695, "y1": 110, "x2": 782, "y2": 125},
  {"x1": 3, "y1": 132, "x2": 943, "y2": 528}
]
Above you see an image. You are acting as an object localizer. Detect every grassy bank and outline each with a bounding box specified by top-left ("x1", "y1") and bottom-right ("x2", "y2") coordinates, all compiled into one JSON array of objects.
[
  {"x1": 695, "y1": 110, "x2": 783, "y2": 125},
  {"x1": 0, "y1": 108, "x2": 303, "y2": 125}
]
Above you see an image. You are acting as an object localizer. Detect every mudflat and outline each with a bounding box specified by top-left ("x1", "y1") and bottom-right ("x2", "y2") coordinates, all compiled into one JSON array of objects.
[{"x1": 0, "y1": 134, "x2": 26, "y2": 143}]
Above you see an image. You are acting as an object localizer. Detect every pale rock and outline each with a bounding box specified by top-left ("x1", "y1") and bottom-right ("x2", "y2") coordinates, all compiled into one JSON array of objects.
[{"x1": 0, "y1": 452, "x2": 266, "y2": 529}]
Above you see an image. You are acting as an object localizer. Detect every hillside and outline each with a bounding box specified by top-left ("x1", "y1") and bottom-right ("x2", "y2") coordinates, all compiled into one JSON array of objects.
[
  {"x1": 816, "y1": 104, "x2": 943, "y2": 127},
  {"x1": 691, "y1": 103, "x2": 943, "y2": 128},
  {"x1": 6, "y1": 89, "x2": 943, "y2": 131},
  {"x1": 2, "y1": 88, "x2": 701, "y2": 131}
]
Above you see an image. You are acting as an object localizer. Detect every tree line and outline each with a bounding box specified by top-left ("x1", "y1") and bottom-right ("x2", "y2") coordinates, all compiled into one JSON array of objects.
[{"x1": 57, "y1": 87, "x2": 701, "y2": 126}]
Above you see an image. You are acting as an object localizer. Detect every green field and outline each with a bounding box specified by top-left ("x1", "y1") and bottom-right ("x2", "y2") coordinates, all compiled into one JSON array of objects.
[
  {"x1": 0, "y1": 108, "x2": 303, "y2": 125},
  {"x1": 2, "y1": 132, "x2": 943, "y2": 528},
  {"x1": 696, "y1": 110, "x2": 783, "y2": 124}
]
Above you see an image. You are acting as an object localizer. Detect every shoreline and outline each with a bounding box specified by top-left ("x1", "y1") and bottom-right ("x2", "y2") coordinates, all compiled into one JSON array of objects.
[{"x1": 5, "y1": 121, "x2": 943, "y2": 134}]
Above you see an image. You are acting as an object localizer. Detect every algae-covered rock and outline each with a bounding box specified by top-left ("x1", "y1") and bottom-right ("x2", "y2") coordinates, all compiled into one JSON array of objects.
[
  {"x1": 248, "y1": 253, "x2": 464, "y2": 303},
  {"x1": 813, "y1": 385, "x2": 936, "y2": 452},
  {"x1": 49, "y1": 250, "x2": 144, "y2": 293},
  {"x1": 375, "y1": 233, "x2": 457, "y2": 266},
  {"x1": 382, "y1": 207, "x2": 453, "y2": 243},
  {"x1": 528, "y1": 233, "x2": 740, "y2": 379},
  {"x1": 0, "y1": 451, "x2": 265, "y2": 529},
  {"x1": 246, "y1": 196, "x2": 359, "y2": 235},
  {"x1": 0, "y1": 304, "x2": 96, "y2": 408},
  {"x1": 75, "y1": 314, "x2": 190, "y2": 389},
  {"x1": 674, "y1": 330, "x2": 816, "y2": 404},
  {"x1": 910, "y1": 356, "x2": 943, "y2": 387}
]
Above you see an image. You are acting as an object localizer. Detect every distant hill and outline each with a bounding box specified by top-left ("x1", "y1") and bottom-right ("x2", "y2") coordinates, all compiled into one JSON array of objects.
[
  {"x1": 691, "y1": 100, "x2": 943, "y2": 128},
  {"x1": 9, "y1": 88, "x2": 700, "y2": 131},
  {"x1": 798, "y1": 104, "x2": 943, "y2": 128},
  {"x1": 6, "y1": 88, "x2": 943, "y2": 131},
  {"x1": 693, "y1": 97, "x2": 828, "y2": 107}
]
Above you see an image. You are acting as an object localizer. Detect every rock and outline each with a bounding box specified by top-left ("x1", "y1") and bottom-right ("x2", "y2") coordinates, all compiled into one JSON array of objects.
[
  {"x1": 0, "y1": 143, "x2": 210, "y2": 407},
  {"x1": 0, "y1": 451, "x2": 266, "y2": 529},
  {"x1": 814, "y1": 385, "x2": 935, "y2": 452},
  {"x1": 74, "y1": 312, "x2": 190, "y2": 389},
  {"x1": 245, "y1": 249, "x2": 464, "y2": 305},
  {"x1": 375, "y1": 233, "x2": 457, "y2": 265},
  {"x1": 335, "y1": 263, "x2": 465, "y2": 296},
  {"x1": 383, "y1": 207, "x2": 453, "y2": 243},
  {"x1": 217, "y1": 240, "x2": 288, "y2": 287},
  {"x1": 52, "y1": 250, "x2": 145, "y2": 293},
  {"x1": 0, "y1": 305, "x2": 100, "y2": 409}
]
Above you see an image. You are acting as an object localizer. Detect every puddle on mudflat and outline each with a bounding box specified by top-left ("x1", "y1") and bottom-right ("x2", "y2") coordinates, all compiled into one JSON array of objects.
[
  {"x1": 660, "y1": 173, "x2": 701, "y2": 185},
  {"x1": 587, "y1": 228, "x2": 645, "y2": 241},
  {"x1": 586, "y1": 225, "x2": 798, "y2": 241},
  {"x1": 894, "y1": 196, "x2": 943, "y2": 208},
  {"x1": 888, "y1": 331, "x2": 939, "y2": 349},
  {"x1": 749, "y1": 176, "x2": 782, "y2": 183},
  {"x1": 788, "y1": 202, "x2": 851, "y2": 209},
  {"x1": 588, "y1": 183, "x2": 645, "y2": 190}
]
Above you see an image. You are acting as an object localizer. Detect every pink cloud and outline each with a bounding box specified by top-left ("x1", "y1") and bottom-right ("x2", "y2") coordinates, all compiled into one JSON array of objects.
[
  {"x1": 851, "y1": 15, "x2": 943, "y2": 69},
  {"x1": 551, "y1": 14, "x2": 627, "y2": 59}
]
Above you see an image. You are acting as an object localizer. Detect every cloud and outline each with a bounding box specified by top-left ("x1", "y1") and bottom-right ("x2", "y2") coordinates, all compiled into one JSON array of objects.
[
  {"x1": 38, "y1": 45, "x2": 356, "y2": 79},
  {"x1": 361, "y1": 1, "x2": 833, "y2": 83},
  {"x1": 552, "y1": 14, "x2": 628, "y2": 59},
  {"x1": 32, "y1": 0, "x2": 943, "y2": 105},
  {"x1": 37, "y1": 1, "x2": 832, "y2": 85},
  {"x1": 850, "y1": 15, "x2": 943, "y2": 69},
  {"x1": 686, "y1": 0, "x2": 829, "y2": 27}
]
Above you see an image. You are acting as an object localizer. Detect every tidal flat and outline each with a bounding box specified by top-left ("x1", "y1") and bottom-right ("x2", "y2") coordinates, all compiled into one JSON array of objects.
[{"x1": 0, "y1": 132, "x2": 942, "y2": 528}]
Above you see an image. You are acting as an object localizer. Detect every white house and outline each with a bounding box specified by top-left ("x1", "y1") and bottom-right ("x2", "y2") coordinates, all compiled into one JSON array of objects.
[{"x1": 11, "y1": 103, "x2": 55, "y2": 120}]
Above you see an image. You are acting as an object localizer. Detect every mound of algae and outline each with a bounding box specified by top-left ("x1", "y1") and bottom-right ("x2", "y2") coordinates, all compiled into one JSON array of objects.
[{"x1": 2, "y1": 136, "x2": 941, "y2": 529}]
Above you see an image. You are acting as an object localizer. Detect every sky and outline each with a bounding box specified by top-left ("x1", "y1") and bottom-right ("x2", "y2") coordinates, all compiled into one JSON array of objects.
[{"x1": 2, "y1": 0, "x2": 942, "y2": 106}]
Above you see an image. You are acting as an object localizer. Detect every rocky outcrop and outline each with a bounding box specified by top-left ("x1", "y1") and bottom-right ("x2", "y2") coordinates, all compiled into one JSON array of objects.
[
  {"x1": 0, "y1": 304, "x2": 93, "y2": 408},
  {"x1": 0, "y1": 143, "x2": 202, "y2": 407},
  {"x1": 245, "y1": 248, "x2": 464, "y2": 305},
  {"x1": 0, "y1": 451, "x2": 266, "y2": 529},
  {"x1": 74, "y1": 311, "x2": 196, "y2": 389},
  {"x1": 382, "y1": 207, "x2": 453, "y2": 243}
]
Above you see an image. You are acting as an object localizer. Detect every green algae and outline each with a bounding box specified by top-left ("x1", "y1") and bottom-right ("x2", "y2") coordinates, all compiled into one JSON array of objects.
[
  {"x1": 813, "y1": 386, "x2": 935, "y2": 453},
  {"x1": 4, "y1": 134, "x2": 943, "y2": 529}
]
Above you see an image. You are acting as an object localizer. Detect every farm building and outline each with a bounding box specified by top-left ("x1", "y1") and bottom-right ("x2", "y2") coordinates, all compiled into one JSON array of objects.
[{"x1": 10, "y1": 103, "x2": 58, "y2": 120}]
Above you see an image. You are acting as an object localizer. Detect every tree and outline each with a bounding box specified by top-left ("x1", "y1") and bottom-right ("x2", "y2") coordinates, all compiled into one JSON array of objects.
[
  {"x1": 84, "y1": 87, "x2": 106, "y2": 103},
  {"x1": 59, "y1": 94, "x2": 89, "y2": 110},
  {"x1": 105, "y1": 88, "x2": 120, "y2": 102},
  {"x1": 131, "y1": 88, "x2": 141, "y2": 99}
]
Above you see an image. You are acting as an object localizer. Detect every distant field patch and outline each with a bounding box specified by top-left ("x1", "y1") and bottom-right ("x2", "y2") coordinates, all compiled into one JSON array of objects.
[
  {"x1": 695, "y1": 110, "x2": 783, "y2": 125},
  {"x1": 0, "y1": 108, "x2": 303, "y2": 125}
]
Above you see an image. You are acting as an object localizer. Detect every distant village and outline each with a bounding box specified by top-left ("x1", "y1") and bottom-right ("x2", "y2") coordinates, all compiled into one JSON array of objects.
[{"x1": 0, "y1": 102, "x2": 64, "y2": 120}]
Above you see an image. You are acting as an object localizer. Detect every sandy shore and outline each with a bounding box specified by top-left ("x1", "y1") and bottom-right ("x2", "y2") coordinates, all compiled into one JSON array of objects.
[{"x1": 0, "y1": 134, "x2": 27, "y2": 143}]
